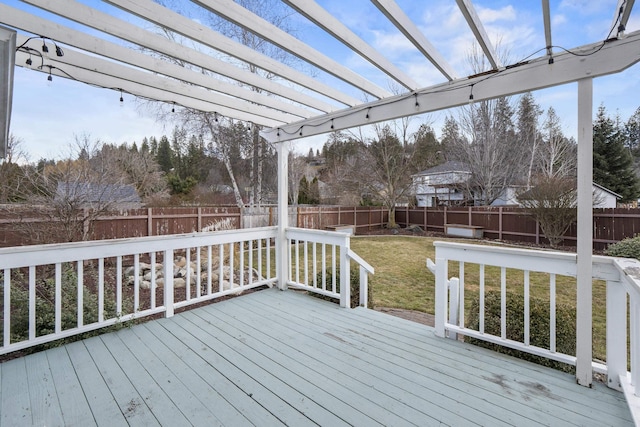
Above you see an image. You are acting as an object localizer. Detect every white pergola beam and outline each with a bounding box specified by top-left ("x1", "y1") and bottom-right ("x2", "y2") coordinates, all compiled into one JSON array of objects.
[
  {"x1": 456, "y1": 0, "x2": 501, "y2": 69},
  {"x1": 102, "y1": 0, "x2": 359, "y2": 108},
  {"x1": 15, "y1": 52, "x2": 282, "y2": 128},
  {"x1": 542, "y1": 0, "x2": 553, "y2": 60},
  {"x1": 371, "y1": 0, "x2": 457, "y2": 81},
  {"x1": 19, "y1": 0, "x2": 337, "y2": 114},
  {"x1": 613, "y1": 0, "x2": 636, "y2": 36},
  {"x1": 262, "y1": 33, "x2": 640, "y2": 142},
  {"x1": 282, "y1": 0, "x2": 419, "y2": 90},
  {"x1": 191, "y1": 0, "x2": 392, "y2": 99},
  {"x1": 1, "y1": 5, "x2": 314, "y2": 119},
  {"x1": 15, "y1": 38, "x2": 299, "y2": 124},
  {"x1": 0, "y1": 26, "x2": 16, "y2": 159}
]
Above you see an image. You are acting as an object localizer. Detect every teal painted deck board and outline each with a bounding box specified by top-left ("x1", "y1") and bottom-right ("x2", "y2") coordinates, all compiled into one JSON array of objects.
[
  {"x1": 25, "y1": 351, "x2": 64, "y2": 427},
  {"x1": 231, "y1": 292, "x2": 556, "y2": 426},
  {"x1": 64, "y1": 340, "x2": 128, "y2": 427},
  {"x1": 128, "y1": 323, "x2": 253, "y2": 427},
  {"x1": 81, "y1": 335, "x2": 160, "y2": 427},
  {"x1": 198, "y1": 296, "x2": 481, "y2": 426},
  {"x1": 0, "y1": 288, "x2": 633, "y2": 426},
  {"x1": 1, "y1": 357, "x2": 31, "y2": 425},
  {"x1": 251, "y1": 290, "x2": 631, "y2": 425},
  {"x1": 45, "y1": 346, "x2": 97, "y2": 426}
]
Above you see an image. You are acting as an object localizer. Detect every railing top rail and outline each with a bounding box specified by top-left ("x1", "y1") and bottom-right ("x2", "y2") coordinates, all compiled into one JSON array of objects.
[
  {"x1": 612, "y1": 257, "x2": 640, "y2": 299},
  {"x1": 0, "y1": 226, "x2": 278, "y2": 268},
  {"x1": 433, "y1": 241, "x2": 620, "y2": 282},
  {"x1": 347, "y1": 249, "x2": 374, "y2": 274},
  {"x1": 286, "y1": 227, "x2": 350, "y2": 245}
]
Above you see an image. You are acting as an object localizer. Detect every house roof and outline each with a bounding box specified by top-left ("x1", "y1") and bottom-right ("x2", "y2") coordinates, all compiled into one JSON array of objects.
[
  {"x1": 593, "y1": 182, "x2": 622, "y2": 199},
  {"x1": 56, "y1": 182, "x2": 141, "y2": 204},
  {"x1": 414, "y1": 161, "x2": 470, "y2": 177}
]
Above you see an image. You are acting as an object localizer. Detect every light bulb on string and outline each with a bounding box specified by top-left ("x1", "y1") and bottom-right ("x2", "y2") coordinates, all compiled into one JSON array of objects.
[
  {"x1": 119, "y1": 89, "x2": 124, "y2": 107},
  {"x1": 47, "y1": 68, "x2": 52, "y2": 86},
  {"x1": 171, "y1": 102, "x2": 175, "y2": 113}
]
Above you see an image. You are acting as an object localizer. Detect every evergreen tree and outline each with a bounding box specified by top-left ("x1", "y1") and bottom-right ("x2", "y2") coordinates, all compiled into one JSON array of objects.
[
  {"x1": 593, "y1": 105, "x2": 640, "y2": 202},
  {"x1": 516, "y1": 92, "x2": 542, "y2": 187},
  {"x1": 625, "y1": 106, "x2": 640, "y2": 167},
  {"x1": 156, "y1": 135, "x2": 173, "y2": 173}
]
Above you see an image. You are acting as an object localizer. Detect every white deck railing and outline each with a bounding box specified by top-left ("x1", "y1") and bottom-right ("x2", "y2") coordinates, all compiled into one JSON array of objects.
[
  {"x1": 285, "y1": 227, "x2": 374, "y2": 308},
  {"x1": 0, "y1": 226, "x2": 373, "y2": 356},
  {"x1": 428, "y1": 241, "x2": 640, "y2": 422},
  {"x1": 0, "y1": 227, "x2": 278, "y2": 356}
]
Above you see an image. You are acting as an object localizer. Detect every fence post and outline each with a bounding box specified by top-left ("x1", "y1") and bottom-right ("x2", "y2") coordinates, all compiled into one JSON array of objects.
[
  {"x1": 147, "y1": 208, "x2": 153, "y2": 236},
  {"x1": 197, "y1": 207, "x2": 202, "y2": 231},
  {"x1": 444, "y1": 206, "x2": 448, "y2": 228},
  {"x1": 468, "y1": 206, "x2": 472, "y2": 226},
  {"x1": 499, "y1": 207, "x2": 503, "y2": 240}
]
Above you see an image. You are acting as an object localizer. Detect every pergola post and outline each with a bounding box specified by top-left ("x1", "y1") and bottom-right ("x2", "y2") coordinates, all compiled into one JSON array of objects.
[
  {"x1": 276, "y1": 141, "x2": 290, "y2": 291},
  {"x1": 576, "y1": 78, "x2": 593, "y2": 387}
]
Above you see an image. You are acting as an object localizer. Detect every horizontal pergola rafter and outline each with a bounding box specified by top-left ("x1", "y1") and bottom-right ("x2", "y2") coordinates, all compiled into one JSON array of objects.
[
  {"x1": 101, "y1": 0, "x2": 360, "y2": 108},
  {"x1": 261, "y1": 31, "x2": 640, "y2": 142},
  {"x1": 18, "y1": 0, "x2": 339, "y2": 115}
]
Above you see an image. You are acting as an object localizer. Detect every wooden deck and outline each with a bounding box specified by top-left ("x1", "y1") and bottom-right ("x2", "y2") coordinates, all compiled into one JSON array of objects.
[{"x1": 0, "y1": 288, "x2": 632, "y2": 426}]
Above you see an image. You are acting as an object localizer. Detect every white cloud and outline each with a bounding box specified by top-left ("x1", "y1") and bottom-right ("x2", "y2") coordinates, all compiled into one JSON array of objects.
[
  {"x1": 552, "y1": 14, "x2": 567, "y2": 27},
  {"x1": 477, "y1": 5, "x2": 517, "y2": 23}
]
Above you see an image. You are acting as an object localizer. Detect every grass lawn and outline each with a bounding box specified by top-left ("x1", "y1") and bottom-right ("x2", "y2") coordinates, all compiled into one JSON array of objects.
[{"x1": 350, "y1": 235, "x2": 607, "y2": 362}]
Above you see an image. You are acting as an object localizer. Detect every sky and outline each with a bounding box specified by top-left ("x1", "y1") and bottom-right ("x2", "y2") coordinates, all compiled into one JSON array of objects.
[{"x1": 4, "y1": 0, "x2": 640, "y2": 162}]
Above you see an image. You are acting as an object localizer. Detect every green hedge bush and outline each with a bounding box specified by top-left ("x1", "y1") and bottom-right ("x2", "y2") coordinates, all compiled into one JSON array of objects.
[
  {"x1": 312, "y1": 267, "x2": 374, "y2": 309},
  {"x1": 606, "y1": 235, "x2": 640, "y2": 260},
  {"x1": 1, "y1": 264, "x2": 128, "y2": 354},
  {"x1": 465, "y1": 290, "x2": 576, "y2": 372}
]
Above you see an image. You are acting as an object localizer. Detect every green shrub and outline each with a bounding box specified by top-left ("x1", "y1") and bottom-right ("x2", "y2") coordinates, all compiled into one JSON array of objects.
[
  {"x1": 465, "y1": 290, "x2": 576, "y2": 372},
  {"x1": 606, "y1": 235, "x2": 640, "y2": 259},
  {"x1": 312, "y1": 268, "x2": 374, "y2": 309},
  {"x1": 1, "y1": 264, "x2": 128, "y2": 354}
]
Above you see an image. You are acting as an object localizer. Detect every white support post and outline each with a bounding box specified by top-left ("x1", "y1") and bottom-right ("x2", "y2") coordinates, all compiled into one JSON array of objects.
[
  {"x1": 276, "y1": 142, "x2": 289, "y2": 291},
  {"x1": 448, "y1": 277, "x2": 459, "y2": 340},
  {"x1": 434, "y1": 255, "x2": 448, "y2": 338},
  {"x1": 576, "y1": 78, "x2": 593, "y2": 387},
  {"x1": 340, "y1": 236, "x2": 351, "y2": 308},
  {"x1": 359, "y1": 266, "x2": 368, "y2": 308},
  {"x1": 164, "y1": 249, "x2": 174, "y2": 317},
  {"x1": 606, "y1": 280, "x2": 626, "y2": 391}
]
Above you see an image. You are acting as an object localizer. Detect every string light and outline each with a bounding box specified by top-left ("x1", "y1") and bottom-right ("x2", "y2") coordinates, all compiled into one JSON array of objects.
[
  {"x1": 468, "y1": 84, "x2": 474, "y2": 104},
  {"x1": 171, "y1": 102, "x2": 175, "y2": 113},
  {"x1": 330, "y1": 119, "x2": 334, "y2": 129},
  {"x1": 25, "y1": 56, "x2": 32, "y2": 66},
  {"x1": 119, "y1": 89, "x2": 124, "y2": 106},
  {"x1": 41, "y1": 38, "x2": 48, "y2": 53},
  {"x1": 299, "y1": 126, "x2": 303, "y2": 136},
  {"x1": 366, "y1": 107, "x2": 371, "y2": 120},
  {"x1": 47, "y1": 68, "x2": 52, "y2": 86},
  {"x1": 414, "y1": 93, "x2": 419, "y2": 110},
  {"x1": 214, "y1": 112, "x2": 218, "y2": 122}
]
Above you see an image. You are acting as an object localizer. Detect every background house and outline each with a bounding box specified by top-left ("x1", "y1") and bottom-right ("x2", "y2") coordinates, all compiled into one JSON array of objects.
[
  {"x1": 412, "y1": 161, "x2": 620, "y2": 208},
  {"x1": 56, "y1": 182, "x2": 142, "y2": 209},
  {"x1": 412, "y1": 161, "x2": 470, "y2": 207}
]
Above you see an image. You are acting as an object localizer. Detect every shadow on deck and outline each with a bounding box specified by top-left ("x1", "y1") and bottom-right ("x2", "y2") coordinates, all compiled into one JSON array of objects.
[{"x1": 0, "y1": 288, "x2": 632, "y2": 426}]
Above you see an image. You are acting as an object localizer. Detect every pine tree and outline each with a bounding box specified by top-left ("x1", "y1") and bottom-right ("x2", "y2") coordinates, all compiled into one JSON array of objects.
[
  {"x1": 516, "y1": 92, "x2": 542, "y2": 187},
  {"x1": 156, "y1": 135, "x2": 173, "y2": 173},
  {"x1": 593, "y1": 105, "x2": 640, "y2": 203}
]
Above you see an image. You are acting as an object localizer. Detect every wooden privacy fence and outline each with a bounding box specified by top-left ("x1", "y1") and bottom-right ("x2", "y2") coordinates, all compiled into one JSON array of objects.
[
  {"x1": 396, "y1": 206, "x2": 640, "y2": 250},
  {"x1": 0, "y1": 205, "x2": 388, "y2": 247},
  {"x1": 4, "y1": 204, "x2": 640, "y2": 250}
]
